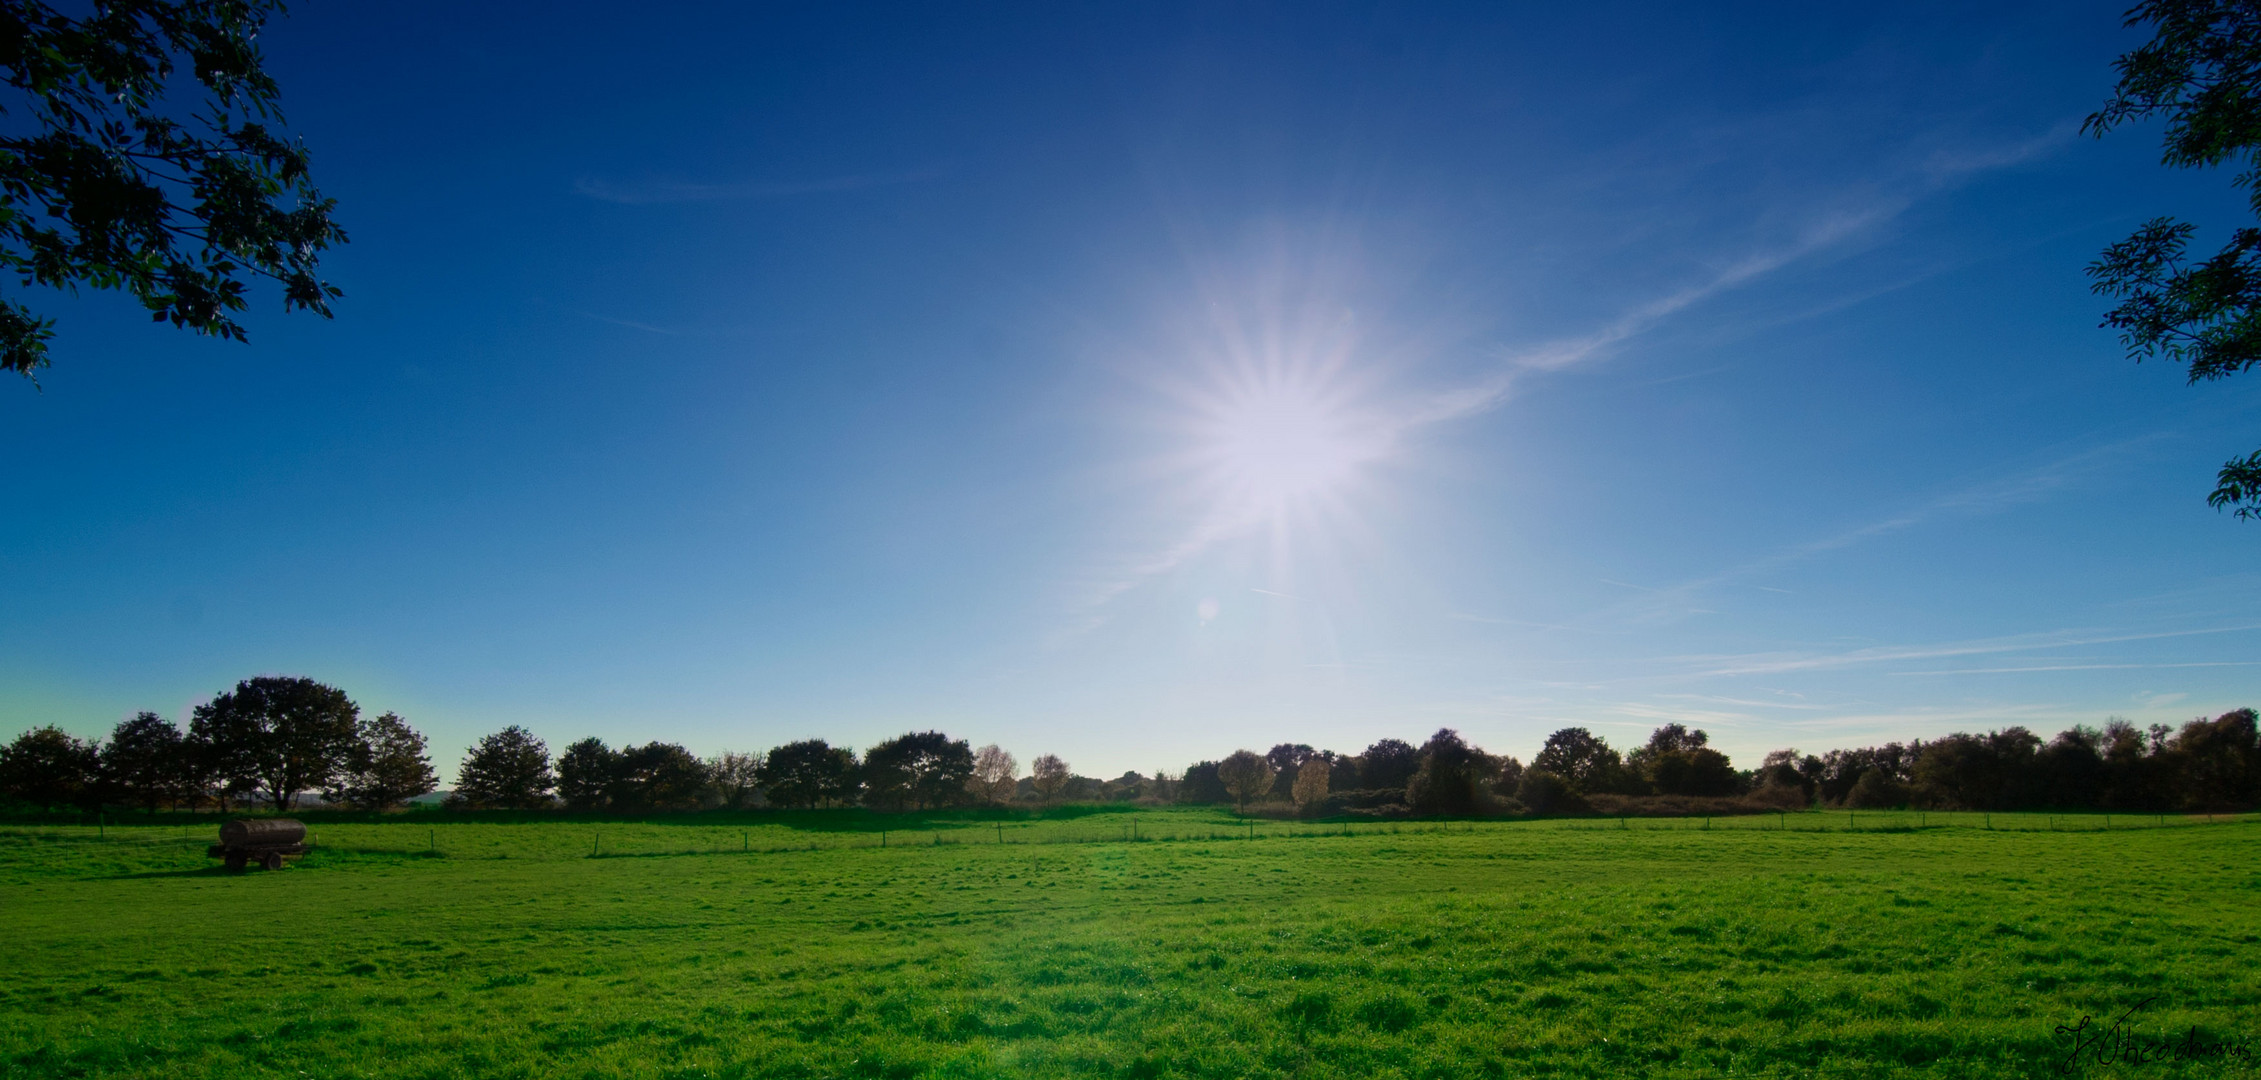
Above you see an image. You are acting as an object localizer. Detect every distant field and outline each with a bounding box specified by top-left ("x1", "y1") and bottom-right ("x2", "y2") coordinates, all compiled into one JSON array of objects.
[{"x1": 2, "y1": 809, "x2": 2255, "y2": 1079}]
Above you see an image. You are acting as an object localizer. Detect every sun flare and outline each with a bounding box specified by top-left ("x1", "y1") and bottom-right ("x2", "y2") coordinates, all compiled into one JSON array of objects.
[{"x1": 1199, "y1": 380, "x2": 1379, "y2": 511}]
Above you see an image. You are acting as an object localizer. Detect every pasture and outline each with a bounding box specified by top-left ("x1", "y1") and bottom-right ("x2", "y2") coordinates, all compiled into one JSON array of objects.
[{"x1": 2, "y1": 809, "x2": 2256, "y2": 1079}]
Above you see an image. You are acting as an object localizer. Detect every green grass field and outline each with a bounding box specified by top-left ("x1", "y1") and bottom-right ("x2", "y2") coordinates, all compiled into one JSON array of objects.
[{"x1": 2, "y1": 809, "x2": 2255, "y2": 1079}]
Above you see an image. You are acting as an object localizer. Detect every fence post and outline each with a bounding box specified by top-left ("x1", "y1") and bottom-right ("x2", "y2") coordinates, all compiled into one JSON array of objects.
[{"x1": 882, "y1": 831, "x2": 887, "y2": 848}]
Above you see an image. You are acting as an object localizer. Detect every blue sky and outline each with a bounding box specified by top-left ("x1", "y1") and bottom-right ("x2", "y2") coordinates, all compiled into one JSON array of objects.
[{"x1": 3, "y1": 1, "x2": 2256, "y2": 780}]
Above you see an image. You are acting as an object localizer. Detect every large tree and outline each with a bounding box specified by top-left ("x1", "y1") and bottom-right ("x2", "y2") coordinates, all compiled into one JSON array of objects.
[
  {"x1": 613, "y1": 741, "x2": 710, "y2": 812},
  {"x1": 967, "y1": 744, "x2": 1016, "y2": 805},
  {"x1": 1029, "y1": 753, "x2": 1071, "y2": 804},
  {"x1": 328, "y1": 711, "x2": 437, "y2": 810},
  {"x1": 1405, "y1": 728, "x2": 1498, "y2": 816},
  {"x1": 448, "y1": 726, "x2": 555, "y2": 810},
  {"x1": 2171, "y1": 706, "x2": 2260, "y2": 809},
  {"x1": 555, "y1": 737, "x2": 619, "y2": 811},
  {"x1": 756, "y1": 739, "x2": 859, "y2": 809},
  {"x1": 708, "y1": 750, "x2": 762, "y2": 811},
  {"x1": 1533, "y1": 727, "x2": 1628, "y2": 795},
  {"x1": 2085, "y1": 0, "x2": 2261, "y2": 517},
  {"x1": 861, "y1": 731, "x2": 975, "y2": 811},
  {"x1": 102, "y1": 710, "x2": 187, "y2": 810},
  {"x1": 0, "y1": 724, "x2": 100, "y2": 809},
  {"x1": 188, "y1": 675, "x2": 361, "y2": 811},
  {"x1": 1176, "y1": 759, "x2": 1227, "y2": 804},
  {"x1": 0, "y1": 0, "x2": 344, "y2": 379},
  {"x1": 1626, "y1": 724, "x2": 1741, "y2": 798},
  {"x1": 1215, "y1": 749, "x2": 1275, "y2": 811},
  {"x1": 1264, "y1": 743, "x2": 1317, "y2": 801},
  {"x1": 1355, "y1": 738, "x2": 1420, "y2": 791}
]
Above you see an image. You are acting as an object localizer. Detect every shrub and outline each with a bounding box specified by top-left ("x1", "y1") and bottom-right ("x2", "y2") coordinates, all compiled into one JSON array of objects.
[
  {"x1": 1515, "y1": 769, "x2": 1588, "y2": 815},
  {"x1": 1845, "y1": 769, "x2": 1908, "y2": 809}
]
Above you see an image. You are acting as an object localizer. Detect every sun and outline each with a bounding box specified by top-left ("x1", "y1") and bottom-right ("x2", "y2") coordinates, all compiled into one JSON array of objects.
[{"x1": 1198, "y1": 379, "x2": 1379, "y2": 511}]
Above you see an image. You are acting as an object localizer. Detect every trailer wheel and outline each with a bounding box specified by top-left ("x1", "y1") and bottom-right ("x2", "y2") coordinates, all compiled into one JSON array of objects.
[
  {"x1": 260, "y1": 851, "x2": 285, "y2": 871},
  {"x1": 224, "y1": 852, "x2": 246, "y2": 872}
]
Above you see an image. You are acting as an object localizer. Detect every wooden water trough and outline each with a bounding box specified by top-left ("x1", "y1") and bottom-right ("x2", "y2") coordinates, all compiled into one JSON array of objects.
[{"x1": 209, "y1": 818, "x2": 310, "y2": 872}]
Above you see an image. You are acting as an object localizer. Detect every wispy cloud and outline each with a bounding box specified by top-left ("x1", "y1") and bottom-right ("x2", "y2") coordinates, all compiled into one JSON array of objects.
[
  {"x1": 1652, "y1": 693, "x2": 1829, "y2": 711},
  {"x1": 1891, "y1": 660, "x2": 2261, "y2": 676},
  {"x1": 573, "y1": 165, "x2": 947, "y2": 205},
  {"x1": 1603, "y1": 433, "x2": 2165, "y2": 623},
  {"x1": 575, "y1": 310, "x2": 680, "y2": 335},
  {"x1": 1399, "y1": 204, "x2": 1900, "y2": 430},
  {"x1": 1772, "y1": 702, "x2": 2070, "y2": 735},
  {"x1": 1691, "y1": 623, "x2": 2261, "y2": 678},
  {"x1": 1401, "y1": 124, "x2": 2076, "y2": 433},
  {"x1": 1917, "y1": 121, "x2": 2079, "y2": 180},
  {"x1": 1249, "y1": 587, "x2": 1312, "y2": 602}
]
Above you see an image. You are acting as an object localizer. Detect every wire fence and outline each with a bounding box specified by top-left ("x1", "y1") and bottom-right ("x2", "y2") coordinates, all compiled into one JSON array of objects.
[{"x1": 3, "y1": 808, "x2": 2252, "y2": 865}]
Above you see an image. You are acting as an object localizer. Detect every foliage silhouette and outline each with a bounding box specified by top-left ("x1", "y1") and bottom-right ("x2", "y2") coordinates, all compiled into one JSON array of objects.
[{"x1": 0, "y1": 0, "x2": 345, "y2": 379}]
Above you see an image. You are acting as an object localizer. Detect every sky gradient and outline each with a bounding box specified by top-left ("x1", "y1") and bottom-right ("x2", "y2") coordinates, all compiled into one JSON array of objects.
[{"x1": 3, "y1": 1, "x2": 2256, "y2": 781}]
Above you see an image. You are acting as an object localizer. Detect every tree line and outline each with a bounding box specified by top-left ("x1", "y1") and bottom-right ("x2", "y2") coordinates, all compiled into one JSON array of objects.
[
  {"x1": 1185, "y1": 710, "x2": 2261, "y2": 816},
  {"x1": 0, "y1": 676, "x2": 1094, "y2": 814},
  {"x1": 4, "y1": 675, "x2": 2255, "y2": 815}
]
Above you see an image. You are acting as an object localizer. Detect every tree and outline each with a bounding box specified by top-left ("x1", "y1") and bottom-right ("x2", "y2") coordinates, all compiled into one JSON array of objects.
[
  {"x1": 329, "y1": 711, "x2": 437, "y2": 810},
  {"x1": 1290, "y1": 756, "x2": 1331, "y2": 812},
  {"x1": 448, "y1": 726, "x2": 554, "y2": 810},
  {"x1": 1845, "y1": 768, "x2": 1908, "y2": 809},
  {"x1": 1406, "y1": 728, "x2": 1498, "y2": 815},
  {"x1": 2100, "y1": 719, "x2": 2176, "y2": 810},
  {"x1": 1533, "y1": 728, "x2": 1627, "y2": 795},
  {"x1": 613, "y1": 742, "x2": 710, "y2": 811},
  {"x1": 1628, "y1": 724, "x2": 1741, "y2": 797},
  {"x1": 709, "y1": 750, "x2": 763, "y2": 810},
  {"x1": 1321, "y1": 750, "x2": 1360, "y2": 791},
  {"x1": 1265, "y1": 743, "x2": 1317, "y2": 800},
  {"x1": 1177, "y1": 759, "x2": 1227, "y2": 804},
  {"x1": 968, "y1": 744, "x2": 1017, "y2": 805},
  {"x1": 2035, "y1": 726, "x2": 2108, "y2": 809},
  {"x1": 2084, "y1": 0, "x2": 2261, "y2": 517},
  {"x1": 102, "y1": 711, "x2": 186, "y2": 810},
  {"x1": 188, "y1": 675, "x2": 361, "y2": 811},
  {"x1": 556, "y1": 737, "x2": 619, "y2": 811},
  {"x1": 861, "y1": 731, "x2": 975, "y2": 811},
  {"x1": 1493, "y1": 754, "x2": 1525, "y2": 797},
  {"x1": 757, "y1": 739, "x2": 859, "y2": 809},
  {"x1": 1755, "y1": 749, "x2": 1816, "y2": 804},
  {"x1": 0, "y1": 0, "x2": 345, "y2": 380},
  {"x1": 1356, "y1": 738, "x2": 1420, "y2": 791},
  {"x1": 0, "y1": 725, "x2": 100, "y2": 809},
  {"x1": 177, "y1": 724, "x2": 235, "y2": 810},
  {"x1": 2172, "y1": 707, "x2": 2259, "y2": 808},
  {"x1": 1215, "y1": 749, "x2": 1275, "y2": 810},
  {"x1": 1030, "y1": 753, "x2": 1071, "y2": 804}
]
